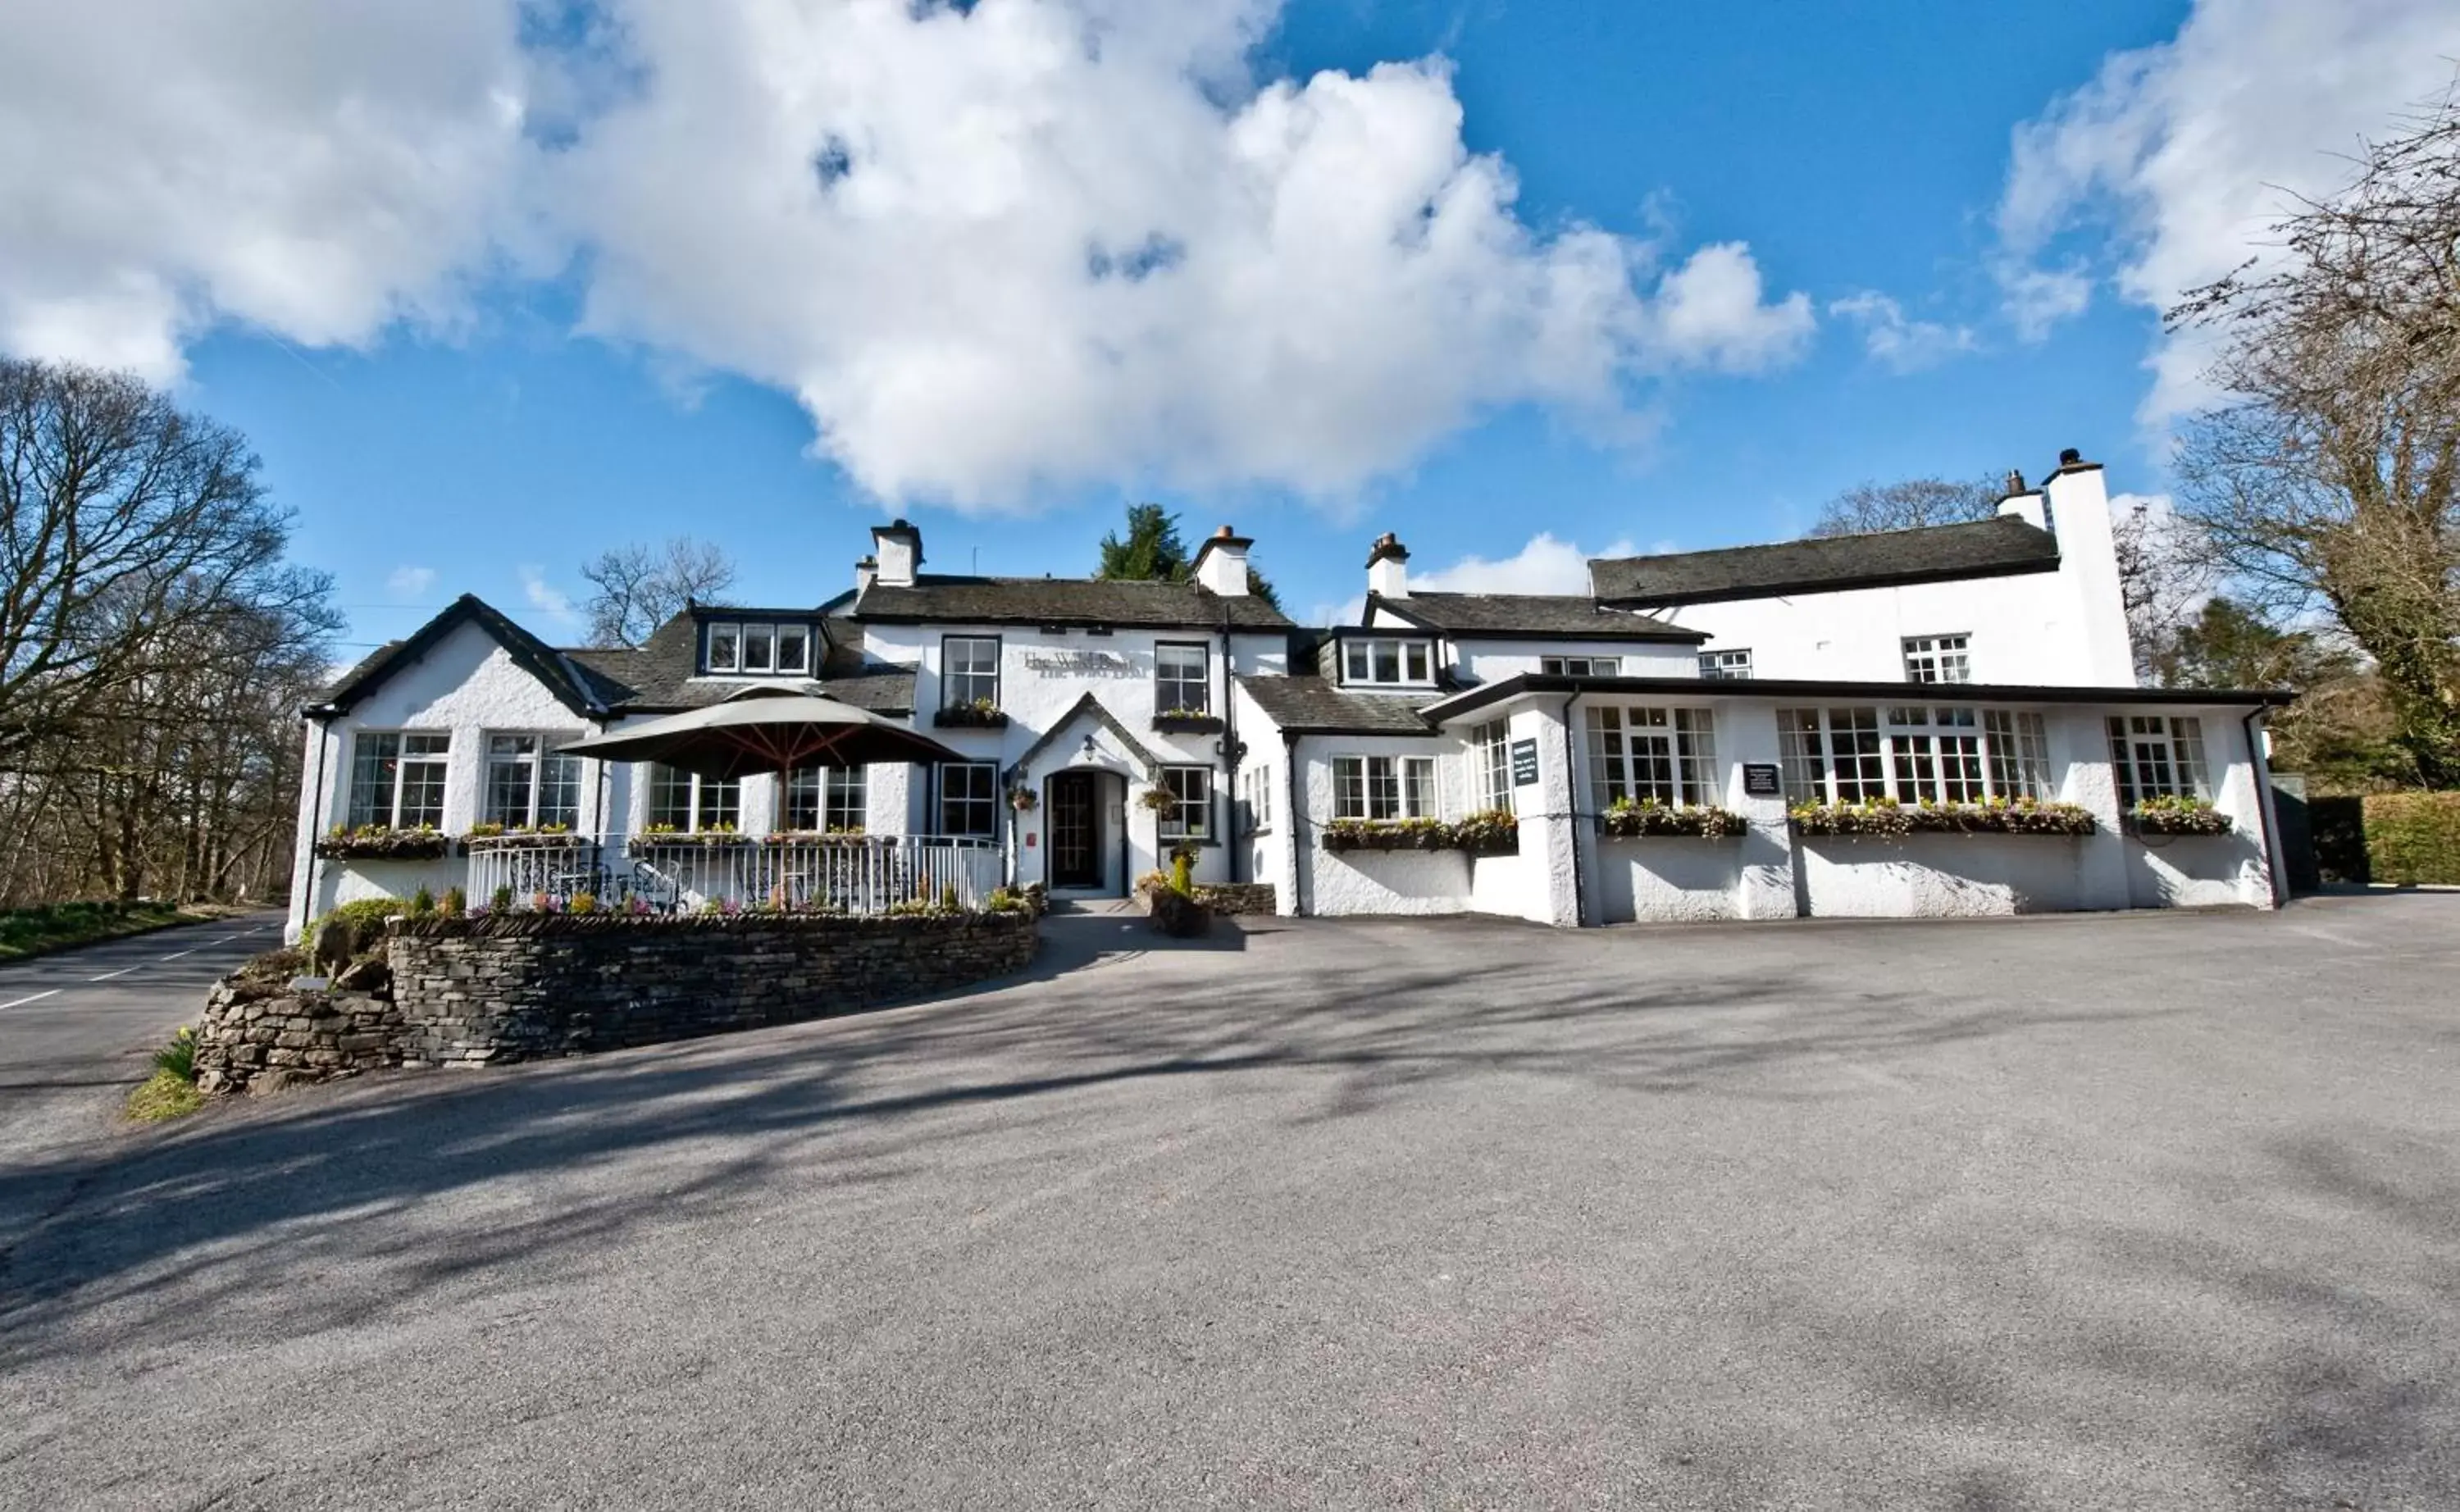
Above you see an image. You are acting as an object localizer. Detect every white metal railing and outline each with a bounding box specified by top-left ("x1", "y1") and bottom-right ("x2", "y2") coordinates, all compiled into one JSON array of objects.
[{"x1": 462, "y1": 836, "x2": 1004, "y2": 915}]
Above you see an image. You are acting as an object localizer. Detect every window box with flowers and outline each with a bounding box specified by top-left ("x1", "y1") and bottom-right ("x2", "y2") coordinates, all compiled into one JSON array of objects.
[
  {"x1": 462, "y1": 823, "x2": 590, "y2": 855},
  {"x1": 1321, "y1": 817, "x2": 1456, "y2": 853},
  {"x1": 2127, "y1": 796, "x2": 2233, "y2": 836},
  {"x1": 1600, "y1": 798, "x2": 1747, "y2": 840},
  {"x1": 316, "y1": 824, "x2": 452, "y2": 861},
  {"x1": 1151, "y1": 708, "x2": 1224, "y2": 735},
  {"x1": 624, "y1": 824, "x2": 750, "y2": 856},
  {"x1": 1789, "y1": 797, "x2": 2098, "y2": 838},
  {"x1": 758, "y1": 829, "x2": 878, "y2": 846},
  {"x1": 1451, "y1": 809, "x2": 1520, "y2": 856},
  {"x1": 933, "y1": 698, "x2": 1010, "y2": 730}
]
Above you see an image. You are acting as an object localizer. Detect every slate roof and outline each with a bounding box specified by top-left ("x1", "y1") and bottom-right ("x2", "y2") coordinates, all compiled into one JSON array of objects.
[
  {"x1": 1236, "y1": 676, "x2": 1436, "y2": 736},
  {"x1": 1588, "y1": 517, "x2": 2062, "y2": 606},
  {"x1": 1369, "y1": 591, "x2": 1703, "y2": 641},
  {"x1": 851, "y1": 575, "x2": 1294, "y2": 630}
]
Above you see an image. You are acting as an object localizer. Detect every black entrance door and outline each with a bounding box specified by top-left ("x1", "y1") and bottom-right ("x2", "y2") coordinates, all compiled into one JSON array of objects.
[{"x1": 1047, "y1": 772, "x2": 1100, "y2": 887}]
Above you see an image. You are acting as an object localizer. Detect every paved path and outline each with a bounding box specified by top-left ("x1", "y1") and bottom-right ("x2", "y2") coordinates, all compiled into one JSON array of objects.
[
  {"x1": 0, "y1": 913, "x2": 285, "y2": 1242},
  {"x1": 2, "y1": 899, "x2": 2456, "y2": 1510}
]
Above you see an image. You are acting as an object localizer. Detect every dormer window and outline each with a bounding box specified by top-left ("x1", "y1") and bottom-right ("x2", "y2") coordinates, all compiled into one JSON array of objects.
[
  {"x1": 704, "y1": 620, "x2": 814, "y2": 676},
  {"x1": 1342, "y1": 636, "x2": 1433, "y2": 686}
]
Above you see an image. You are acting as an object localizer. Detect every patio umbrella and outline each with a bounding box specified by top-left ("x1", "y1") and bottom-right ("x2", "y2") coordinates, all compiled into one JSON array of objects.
[{"x1": 557, "y1": 687, "x2": 966, "y2": 782}]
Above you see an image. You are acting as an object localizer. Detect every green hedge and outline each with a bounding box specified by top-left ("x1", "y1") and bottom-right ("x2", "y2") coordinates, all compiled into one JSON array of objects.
[
  {"x1": 2361, "y1": 793, "x2": 2460, "y2": 886},
  {"x1": 2309, "y1": 793, "x2": 2460, "y2": 886}
]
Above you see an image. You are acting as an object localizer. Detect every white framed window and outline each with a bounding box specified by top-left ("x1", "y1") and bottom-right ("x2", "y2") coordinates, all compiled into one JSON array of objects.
[
  {"x1": 942, "y1": 636, "x2": 1002, "y2": 708},
  {"x1": 1779, "y1": 706, "x2": 2053, "y2": 805},
  {"x1": 1158, "y1": 765, "x2": 1213, "y2": 841},
  {"x1": 1341, "y1": 637, "x2": 1434, "y2": 686},
  {"x1": 1902, "y1": 634, "x2": 1972, "y2": 685},
  {"x1": 345, "y1": 731, "x2": 450, "y2": 829},
  {"x1": 1985, "y1": 711, "x2": 2053, "y2": 799},
  {"x1": 1239, "y1": 764, "x2": 1273, "y2": 832},
  {"x1": 786, "y1": 765, "x2": 867, "y2": 831},
  {"x1": 775, "y1": 624, "x2": 812, "y2": 675},
  {"x1": 1333, "y1": 754, "x2": 1437, "y2": 820},
  {"x1": 1470, "y1": 719, "x2": 1513, "y2": 811},
  {"x1": 2108, "y1": 716, "x2": 2209, "y2": 804},
  {"x1": 648, "y1": 764, "x2": 740, "y2": 831},
  {"x1": 702, "y1": 621, "x2": 814, "y2": 676},
  {"x1": 705, "y1": 623, "x2": 740, "y2": 673},
  {"x1": 1585, "y1": 706, "x2": 1718, "y2": 810},
  {"x1": 936, "y1": 762, "x2": 999, "y2": 837},
  {"x1": 1697, "y1": 649, "x2": 1753, "y2": 680},
  {"x1": 1155, "y1": 642, "x2": 1210, "y2": 714},
  {"x1": 482, "y1": 734, "x2": 583, "y2": 829},
  {"x1": 1541, "y1": 655, "x2": 1621, "y2": 676}
]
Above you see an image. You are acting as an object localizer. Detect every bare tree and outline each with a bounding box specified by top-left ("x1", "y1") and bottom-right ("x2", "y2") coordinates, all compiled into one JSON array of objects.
[
  {"x1": 2169, "y1": 90, "x2": 2460, "y2": 786},
  {"x1": 1807, "y1": 476, "x2": 2003, "y2": 538},
  {"x1": 579, "y1": 537, "x2": 738, "y2": 648}
]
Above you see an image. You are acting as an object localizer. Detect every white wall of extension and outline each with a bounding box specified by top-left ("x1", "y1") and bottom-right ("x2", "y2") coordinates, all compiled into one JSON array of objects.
[{"x1": 1657, "y1": 466, "x2": 2136, "y2": 688}]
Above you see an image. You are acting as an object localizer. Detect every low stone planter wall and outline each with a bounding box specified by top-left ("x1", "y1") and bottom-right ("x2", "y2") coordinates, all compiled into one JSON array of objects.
[
  {"x1": 386, "y1": 911, "x2": 1039, "y2": 1066},
  {"x1": 193, "y1": 979, "x2": 405, "y2": 1095},
  {"x1": 1191, "y1": 883, "x2": 1277, "y2": 916}
]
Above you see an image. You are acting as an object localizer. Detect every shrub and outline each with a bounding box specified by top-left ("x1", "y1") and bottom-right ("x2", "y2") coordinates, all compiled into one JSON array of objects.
[
  {"x1": 490, "y1": 886, "x2": 515, "y2": 914},
  {"x1": 985, "y1": 886, "x2": 1025, "y2": 913},
  {"x1": 939, "y1": 882, "x2": 960, "y2": 912},
  {"x1": 153, "y1": 1025, "x2": 198, "y2": 1082},
  {"x1": 125, "y1": 1069, "x2": 203, "y2": 1123},
  {"x1": 306, "y1": 897, "x2": 408, "y2": 959},
  {"x1": 1168, "y1": 852, "x2": 1194, "y2": 896},
  {"x1": 1603, "y1": 798, "x2": 1748, "y2": 839},
  {"x1": 440, "y1": 886, "x2": 467, "y2": 919},
  {"x1": 408, "y1": 886, "x2": 435, "y2": 917},
  {"x1": 2360, "y1": 791, "x2": 2460, "y2": 885},
  {"x1": 568, "y1": 891, "x2": 599, "y2": 915}
]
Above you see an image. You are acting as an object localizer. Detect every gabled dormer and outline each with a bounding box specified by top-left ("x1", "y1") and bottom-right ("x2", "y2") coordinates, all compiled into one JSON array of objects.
[
  {"x1": 695, "y1": 608, "x2": 826, "y2": 677},
  {"x1": 1322, "y1": 628, "x2": 1442, "y2": 690}
]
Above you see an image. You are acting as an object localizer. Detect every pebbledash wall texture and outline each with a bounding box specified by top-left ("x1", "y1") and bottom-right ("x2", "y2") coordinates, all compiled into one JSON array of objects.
[
  {"x1": 194, "y1": 911, "x2": 1038, "y2": 1093},
  {"x1": 386, "y1": 912, "x2": 1037, "y2": 1065}
]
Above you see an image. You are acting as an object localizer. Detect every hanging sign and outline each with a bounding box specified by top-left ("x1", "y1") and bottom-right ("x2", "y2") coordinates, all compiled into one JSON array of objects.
[{"x1": 1510, "y1": 738, "x2": 1542, "y2": 786}]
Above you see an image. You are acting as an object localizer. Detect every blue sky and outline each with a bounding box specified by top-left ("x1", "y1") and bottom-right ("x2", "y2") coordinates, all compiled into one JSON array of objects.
[{"x1": 9, "y1": 0, "x2": 2456, "y2": 651}]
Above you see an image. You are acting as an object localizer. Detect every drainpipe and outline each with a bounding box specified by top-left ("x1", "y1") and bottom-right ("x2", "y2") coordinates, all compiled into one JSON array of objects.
[
  {"x1": 1283, "y1": 727, "x2": 1305, "y2": 917},
  {"x1": 1218, "y1": 610, "x2": 1241, "y2": 885},
  {"x1": 1560, "y1": 692, "x2": 1586, "y2": 927},
  {"x1": 2242, "y1": 705, "x2": 2287, "y2": 904},
  {"x1": 302, "y1": 713, "x2": 330, "y2": 934}
]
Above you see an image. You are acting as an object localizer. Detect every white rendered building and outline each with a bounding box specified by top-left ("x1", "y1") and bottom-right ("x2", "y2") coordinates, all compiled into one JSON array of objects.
[{"x1": 289, "y1": 449, "x2": 2289, "y2": 939}]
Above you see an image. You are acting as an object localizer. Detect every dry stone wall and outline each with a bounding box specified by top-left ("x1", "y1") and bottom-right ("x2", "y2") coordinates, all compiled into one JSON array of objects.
[
  {"x1": 1191, "y1": 883, "x2": 1277, "y2": 916},
  {"x1": 193, "y1": 979, "x2": 405, "y2": 1095},
  {"x1": 387, "y1": 912, "x2": 1039, "y2": 1066}
]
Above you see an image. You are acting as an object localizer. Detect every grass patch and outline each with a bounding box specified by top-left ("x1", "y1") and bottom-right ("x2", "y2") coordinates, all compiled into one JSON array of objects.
[
  {"x1": 0, "y1": 899, "x2": 198, "y2": 963},
  {"x1": 125, "y1": 1068, "x2": 204, "y2": 1123}
]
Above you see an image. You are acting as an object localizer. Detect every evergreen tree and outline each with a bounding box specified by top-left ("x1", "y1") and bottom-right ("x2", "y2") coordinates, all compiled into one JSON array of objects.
[{"x1": 1096, "y1": 503, "x2": 1282, "y2": 609}]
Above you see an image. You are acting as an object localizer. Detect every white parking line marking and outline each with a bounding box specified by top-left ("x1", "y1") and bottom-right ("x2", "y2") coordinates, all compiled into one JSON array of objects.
[
  {"x1": 89, "y1": 966, "x2": 139, "y2": 981},
  {"x1": 0, "y1": 989, "x2": 60, "y2": 1011}
]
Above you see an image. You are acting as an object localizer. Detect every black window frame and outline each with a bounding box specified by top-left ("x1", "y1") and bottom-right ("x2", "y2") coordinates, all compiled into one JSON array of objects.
[{"x1": 936, "y1": 761, "x2": 1000, "y2": 838}]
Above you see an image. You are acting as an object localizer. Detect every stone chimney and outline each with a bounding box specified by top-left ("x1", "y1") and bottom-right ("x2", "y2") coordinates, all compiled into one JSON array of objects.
[
  {"x1": 870, "y1": 520, "x2": 922, "y2": 588},
  {"x1": 1997, "y1": 467, "x2": 2048, "y2": 531},
  {"x1": 1191, "y1": 525, "x2": 1252, "y2": 597},
  {"x1": 1366, "y1": 532, "x2": 1410, "y2": 599},
  {"x1": 854, "y1": 555, "x2": 877, "y2": 595},
  {"x1": 2039, "y1": 448, "x2": 2134, "y2": 684}
]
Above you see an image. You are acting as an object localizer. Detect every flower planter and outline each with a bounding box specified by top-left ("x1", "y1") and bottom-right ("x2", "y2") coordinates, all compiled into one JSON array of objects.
[
  {"x1": 1601, "y1": 804, "x2": 1747, "y2": 840},
  {"x1": 1321, "y1": 819, "x2": 1456, "y2": 853},
  {"x1": 462, "y1": 831, "x2": 592, "y2": 855},
  {"x1": 1146, "y1": 887, "x2": 1213, "y2": 937},
  {"x1": 315, "y1": 828, "x2": 452, "y2": 861},
  {"x1": 933, "y1": 706, "x2": 1010, "y2": 730},
  {"x1": 625, "y1": 833, "x2": 754, "y2": 856},
  {"x1": 1451, "y1": 811, "x2": 1520, "y2": 856},
  {"x1": 758, "y1": 831, "x2": 885, "y2": 847},
  {"x1": 1152, "y1": 713, "x2": 1224, "y2": 735},
  {"x1": 2127, "y1": 803, "x2": 2233, "y2": 836},
  {"x1": 1789, "y1": 800, "x2": 2097, "y2": 838}
]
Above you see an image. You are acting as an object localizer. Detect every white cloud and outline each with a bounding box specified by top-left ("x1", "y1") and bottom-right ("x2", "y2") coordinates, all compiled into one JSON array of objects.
[
  {"x1": 1828, "y1": 291, "x2": 1976, "y2": 374},
  {"x1": 0, "y1": 0, "x2": 1817, "y2": 509},
  {"x1": 386, "y1": 565, "x2": 439, "y2": 599},
  {"x1": 518, "y1": 565, "x2": 580, "y2": 631},
  {"x1": 1413, "y1": 531, "x2": 1638, "y2": 596},
  {"x1": 1993, "y1": 0, "x2": 2460, "y2": 417}
]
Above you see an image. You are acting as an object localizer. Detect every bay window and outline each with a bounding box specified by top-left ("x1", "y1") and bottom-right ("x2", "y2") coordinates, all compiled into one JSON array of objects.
[
  {"x1": 1778, "y1": 707, "x2": 2054, "y2": 805},
  {"x1": 786, "y1": 765, "x2": 868, "y2": 832},
  {"x1": 482, "y1": 733, "x2": 583, "y2": 829},
  {"x1": 648, "y1": 764, "x2": 740, "y2": 832},
  {"x1": 1585, "y1": 706, "x2": 1719, "y2": 811},
  {"x1": 2108, "y1": 716, "x2": 2209, "y2": 805},
  {"x1": 1333, "y1": 754, "x2": 1437, "y2": 821},
  {"x1": 346, "y1": 731, "x2": 450, "y2": 829}
]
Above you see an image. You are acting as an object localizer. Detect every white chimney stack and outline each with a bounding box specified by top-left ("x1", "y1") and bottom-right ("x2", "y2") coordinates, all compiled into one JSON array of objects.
[
  {"x1": 1997, "y1": 467, "x2": 2048, "y2": 530},
  {"x1": 1191, "y1": 525, "x2": 1252, "y2": 597},
  {"x1": 1366, "y1": 532, "x2": 1410, "y2": 599},
  {"x1": 2039, "y1": 448, "x2": 2135, "y2": 684},
  {"x1": 870, "y1": 520, "x2": 922, "y2": 588}
]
